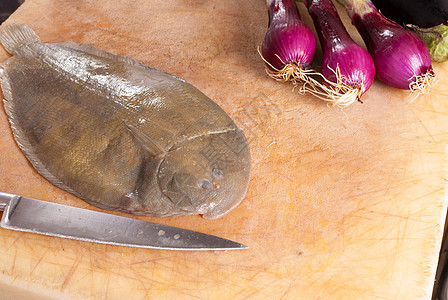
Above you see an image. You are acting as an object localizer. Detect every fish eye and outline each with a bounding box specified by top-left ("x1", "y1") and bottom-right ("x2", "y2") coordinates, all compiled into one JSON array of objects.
[
  {"x1": 212, "y1": 168, "x2": 223, "y2": 179},
  {"x1": 198, "y1": 179, "x2": 211, "y2": 190}
]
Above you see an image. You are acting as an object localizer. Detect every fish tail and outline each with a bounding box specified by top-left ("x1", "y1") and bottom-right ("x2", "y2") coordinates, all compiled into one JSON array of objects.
[{"x1": 0, "y1": 24, "x2": 40, "y2": 55}]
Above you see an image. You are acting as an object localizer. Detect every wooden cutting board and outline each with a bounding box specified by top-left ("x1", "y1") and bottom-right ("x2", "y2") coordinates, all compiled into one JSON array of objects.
[{"x1": 0, "y1": 0, "x2": 447, "y2": 299}]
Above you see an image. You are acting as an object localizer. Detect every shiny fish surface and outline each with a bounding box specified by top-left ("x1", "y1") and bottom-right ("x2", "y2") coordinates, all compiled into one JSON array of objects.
[{"x1": 0, "y1": 24, "x2": 251, "y2": 219}]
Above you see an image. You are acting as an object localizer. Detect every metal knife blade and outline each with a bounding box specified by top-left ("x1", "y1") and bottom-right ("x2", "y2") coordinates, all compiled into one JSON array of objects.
[{"x1": 0, "y1": 192, "x2": 247, "y2": 251}]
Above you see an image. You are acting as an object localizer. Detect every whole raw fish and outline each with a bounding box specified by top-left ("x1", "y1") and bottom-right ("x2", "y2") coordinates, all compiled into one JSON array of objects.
[{"x1": 0, "y1": 24, "x2": 251, "y2": 219}]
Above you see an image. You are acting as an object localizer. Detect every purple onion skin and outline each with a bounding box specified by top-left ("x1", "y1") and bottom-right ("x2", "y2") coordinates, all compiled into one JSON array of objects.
[
  {"x1": 351, "y1": 8, "x2": 433, "y2": 89},
  {"x1": 261, "y1": 0, "x2": 317, "y2": 70},
  {"x1": 306, "y1": 0, "x2": 375, "y2": 93}
]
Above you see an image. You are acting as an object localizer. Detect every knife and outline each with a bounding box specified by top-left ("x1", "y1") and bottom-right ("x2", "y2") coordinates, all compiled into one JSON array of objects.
[{"x1": 0, "y1": 192, "x2": 247, "y2": 251}]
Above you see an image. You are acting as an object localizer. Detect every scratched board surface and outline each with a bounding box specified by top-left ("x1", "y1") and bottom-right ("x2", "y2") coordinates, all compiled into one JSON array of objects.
[{"x1": 0, "y1": 0, "x2": 447, "y2": 299}]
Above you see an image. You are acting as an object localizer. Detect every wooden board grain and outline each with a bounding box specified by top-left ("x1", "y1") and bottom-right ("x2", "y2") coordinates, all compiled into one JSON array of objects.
[{"x1": 0, "y1": 0, "x2": 447, "y2": 299}]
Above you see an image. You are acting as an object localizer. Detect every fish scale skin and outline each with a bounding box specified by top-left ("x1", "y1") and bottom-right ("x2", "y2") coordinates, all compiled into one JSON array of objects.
[{"x1": 0, "y1": 25, "x2": 251, "y2": 218}]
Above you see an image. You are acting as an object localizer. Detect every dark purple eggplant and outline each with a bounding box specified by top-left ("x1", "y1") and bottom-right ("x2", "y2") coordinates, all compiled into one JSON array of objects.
[{"x1": 371, "y1": 0, "x2": 448, "y2": 29}]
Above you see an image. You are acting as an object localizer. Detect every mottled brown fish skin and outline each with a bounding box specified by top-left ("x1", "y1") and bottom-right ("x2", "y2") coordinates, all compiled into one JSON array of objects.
[{"x1": 0, "y1": 24, "x2": 251, "y2": 218}]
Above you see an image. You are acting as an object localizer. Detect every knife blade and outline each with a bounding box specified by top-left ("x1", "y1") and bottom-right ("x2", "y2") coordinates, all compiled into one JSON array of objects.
[{"x1": 0, "y1": 192, "x2": 247, "y2": 251}]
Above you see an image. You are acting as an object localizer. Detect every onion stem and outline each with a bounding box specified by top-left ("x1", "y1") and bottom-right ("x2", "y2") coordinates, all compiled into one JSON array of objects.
[{"x1": 345, "y1": 0, "x2": 373, "y2": 17}]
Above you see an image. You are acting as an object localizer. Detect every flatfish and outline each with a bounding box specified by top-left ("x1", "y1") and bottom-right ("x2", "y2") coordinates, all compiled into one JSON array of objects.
[{"x1": 0, "y1": 24, "x2": 251, "y2": 219}]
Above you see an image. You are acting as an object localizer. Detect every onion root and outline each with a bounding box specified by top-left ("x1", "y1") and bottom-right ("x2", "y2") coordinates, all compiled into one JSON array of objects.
[
  {"x1": 259, "y1": 47, "x2": 363, "y2": 108},
  {"x1": 409, "y1": 71, "x2": 437, "y2": 101}
]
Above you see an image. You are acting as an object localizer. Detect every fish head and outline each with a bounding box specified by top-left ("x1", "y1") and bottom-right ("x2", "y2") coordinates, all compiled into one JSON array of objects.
[{"x1": 157, "y1": 129, "x2": 251, "y2": 219}]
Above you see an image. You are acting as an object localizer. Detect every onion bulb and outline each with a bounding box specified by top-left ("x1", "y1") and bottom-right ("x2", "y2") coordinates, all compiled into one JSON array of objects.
[
  {"x1": 305, "y1": 0, "x2": 375, "y2": 106},
  {"x1": 261, "y1": 0, "x2": 317, "y2": 82},
  {"x1": 344, "y1": 0, "x2": 436, "y2": 96}
]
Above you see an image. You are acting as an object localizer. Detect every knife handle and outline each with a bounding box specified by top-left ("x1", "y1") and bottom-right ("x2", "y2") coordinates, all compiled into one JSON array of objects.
[{"x1": 0, "y1": 192, "x2": 14, "y2": 211}]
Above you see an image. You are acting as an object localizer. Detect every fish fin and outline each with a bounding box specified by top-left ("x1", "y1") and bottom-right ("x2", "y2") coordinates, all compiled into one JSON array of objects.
[
  {"x1": 55, "y1": 41, "x2": 155, "y2": 69},
  {"x1": 0, "y1": 59, "x2": 83, "y2": 201},
  {"x1": 125, "y1": 123, "x2": 166, "y2": 157},
  {"x1": 0, "y1": 24, "x2": 40, "y2": 55},
  {"x1": 55, "y1": 41, "x2": 186, "y2": 83},
  {"x1": 1, "y1": 91, "x2": 82, "y2": 201}
]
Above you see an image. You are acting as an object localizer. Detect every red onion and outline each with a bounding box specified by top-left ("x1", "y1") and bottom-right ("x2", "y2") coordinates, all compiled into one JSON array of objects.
[
  {"x1": 261, "y1": 0, "x2": 317, "y2": 82},
  {"x1": 305, "y1": 0, "x2": 375, "y2": 106},
  {"x1": 344, "y1": 0, "x2": 436, "y2": 94}
]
